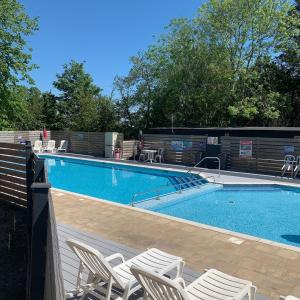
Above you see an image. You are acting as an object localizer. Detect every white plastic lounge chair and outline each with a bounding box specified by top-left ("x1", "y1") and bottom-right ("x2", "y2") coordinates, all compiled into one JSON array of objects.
[
  {"x1": 66, "y1": 239, "x2": 184, "y2": 300},
  {"x1": 57, "y1": 140, "x2": 68, "y2": 152},
  {"x1": 33, "y1": 140, "x2": 43, "y2": 153},
  {"x1": 281, "y1": 155, "x2": 295, "y2": 177},
  {"x1": 280, "y1": 296, "x2": 300, "y2": 300},
  {"x1": 155, "y1": 148, "x2": 165, "y2": 163},
  {"x1": 131, "y1": 265, "x2": 256, "y2": 300},
  {"x1": 43, "y1": 140, "x2": 56, "y2": 153}
]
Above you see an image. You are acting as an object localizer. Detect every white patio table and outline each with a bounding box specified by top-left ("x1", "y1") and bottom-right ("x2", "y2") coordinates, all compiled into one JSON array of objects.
[{"x1": 141, "y1": 149, "x2": 158, "y2": 163}]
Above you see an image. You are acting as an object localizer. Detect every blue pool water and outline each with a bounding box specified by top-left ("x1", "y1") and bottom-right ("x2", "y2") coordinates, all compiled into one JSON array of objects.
[
  {"x1": 142, "y1": 185, "x2": 300, "y2": 247},
  {"x1": 42, "y1": 155, "x2": 300, "y2": 247},
  {"x1": 42, "y1": 155, "x2": 202, "y2": 204}
]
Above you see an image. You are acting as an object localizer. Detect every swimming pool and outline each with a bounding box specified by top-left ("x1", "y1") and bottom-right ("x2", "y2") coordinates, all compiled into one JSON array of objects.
[
  {"x1": 43, "y1": 155, "x2": 300, "y2": 247},
  {"x1": 138, "y1": 185, "x2": 300, "y2": 247},
  {"x1": 42, "y1": 155, "x2": 203, "y2": 204}
]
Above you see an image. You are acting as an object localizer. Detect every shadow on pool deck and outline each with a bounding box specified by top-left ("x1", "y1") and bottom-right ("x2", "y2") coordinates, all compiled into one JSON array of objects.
[{"x1": 52, "y1": 189, "x2": 300, "y2": 299}]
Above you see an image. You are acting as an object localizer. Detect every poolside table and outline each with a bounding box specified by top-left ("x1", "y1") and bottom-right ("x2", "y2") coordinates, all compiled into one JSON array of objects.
[{"x1": 142, "y1": 149, "x2": 157, "y2": 163}]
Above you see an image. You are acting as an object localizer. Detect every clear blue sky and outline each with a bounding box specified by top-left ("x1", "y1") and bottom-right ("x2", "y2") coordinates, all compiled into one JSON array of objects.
[{"x1": 21, "y1": 0, "x2": 204, "y2": 96}]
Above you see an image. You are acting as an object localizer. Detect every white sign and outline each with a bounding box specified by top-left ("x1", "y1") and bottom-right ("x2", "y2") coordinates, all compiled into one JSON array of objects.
[{"x1": 239, "y1": 140, "x2": 253, "y2": 158}]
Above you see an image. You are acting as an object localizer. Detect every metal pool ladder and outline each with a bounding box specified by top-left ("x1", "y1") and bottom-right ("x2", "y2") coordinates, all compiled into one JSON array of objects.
[{"x1": 130, "y1": 175, "x2": 215, "y2": 207}]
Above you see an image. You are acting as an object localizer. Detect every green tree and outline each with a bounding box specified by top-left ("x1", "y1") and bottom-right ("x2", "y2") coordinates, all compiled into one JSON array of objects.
[
  {"x1": 0, "y1": 0, "x2": 38, "y2": 129},
  {"x1": 115, "y1": 0, "x2": 297, "y2": 129},
  {"x1": 53, "y1": 60, "x2": 101, "y2": 130}
]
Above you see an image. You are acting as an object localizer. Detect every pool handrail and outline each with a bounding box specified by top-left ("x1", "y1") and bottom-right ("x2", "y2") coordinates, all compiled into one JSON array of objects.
[
  {"x1": 130, "y1": 175, "x2": 216, "y2": 207},
  {"x1": 186, "y1": 156, "x2": 221, "y2": 177}
]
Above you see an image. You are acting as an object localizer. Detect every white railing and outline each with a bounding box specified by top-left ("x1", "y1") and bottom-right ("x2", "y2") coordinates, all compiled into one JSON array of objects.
[
  {"x1": 187, "y1": 156, "x2": 221, "y2": 177},
  {"x1": 130, "y1": 176, "x2": 215, "y2": 207}
]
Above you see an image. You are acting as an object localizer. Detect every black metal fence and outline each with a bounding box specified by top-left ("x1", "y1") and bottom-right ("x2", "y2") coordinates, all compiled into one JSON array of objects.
[{"x1": 0, "y1": 142, "x2": 64, "y2": 299}]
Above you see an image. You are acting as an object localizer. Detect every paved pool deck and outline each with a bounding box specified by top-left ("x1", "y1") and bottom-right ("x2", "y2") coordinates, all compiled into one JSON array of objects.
[{"x1": 52, "y1": 170, "x2": 300, "y2": 299}]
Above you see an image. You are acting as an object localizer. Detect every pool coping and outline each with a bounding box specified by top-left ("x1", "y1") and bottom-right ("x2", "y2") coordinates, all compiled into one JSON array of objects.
[{"x1": 52, "y1": 185, "x2": 300, "y2": 254}]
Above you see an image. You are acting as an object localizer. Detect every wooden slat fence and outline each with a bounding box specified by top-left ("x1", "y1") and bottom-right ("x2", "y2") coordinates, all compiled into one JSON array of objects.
[
  {"x1": 0, "y1": 131, "x2": 51, "y2": 144},
  {"x1": 143, "y1": 134, "x2": 207, "y2": 165},
  {"x1": 0, "y1": 142, "x2": 28, "y2": 207},
  {"x1": 122, "y1": 140, "x2": 138, "y2": 159},
  {"x1": 0, "y1": 130, "x2": 121, "y2": 156},
  {"x1": 221, "y1": 136, "x2": 300, "y2": 174},
  {"x1": 0, "y1": 142, "x2": 65, "y2": 299}
]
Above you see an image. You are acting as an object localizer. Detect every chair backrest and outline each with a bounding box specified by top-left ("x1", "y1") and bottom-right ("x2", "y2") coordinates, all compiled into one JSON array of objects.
[
  {"x1": 284, "y1": 155, "x2": 295, "y2": 165},
  {"x1": 59, "y1": 140, "x2": 68, "y2": 150},
  {"x1": 131, "y1": 266, "x2": 190, "y2": 300},
  {"x1": 158, "y1": 148, "x2": 164, "y2": 156},
  {"x1": 66, "y1": 239, "x2": 125, "y2": 289},
  {"x1": 47, "y1": 140, "x2": 56, "y2": 149},
  {"x1": 34, "y1": 140, "x2": 42, "y2": 148}
]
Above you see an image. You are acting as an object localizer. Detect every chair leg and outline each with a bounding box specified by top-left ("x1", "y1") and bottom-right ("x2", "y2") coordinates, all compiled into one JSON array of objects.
[
  {"x1": 249, "y1": 285, "x2": 256, "y2": 300},
  {"x1": 105, "y1": 277, "x2": 113, "y2": 300}
]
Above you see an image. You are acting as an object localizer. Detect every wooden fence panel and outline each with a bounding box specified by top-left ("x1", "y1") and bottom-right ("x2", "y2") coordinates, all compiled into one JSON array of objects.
[
  {"x1": 144, "y1": 134, "x2": 207, "y2": 165},
  {"x1": 221, "y1": 136, "x2": 300, "y2": 174},
  {"x1": 69, "y1": 131, "x2": 105, "y2": 156},
  {"x1": 0, "y1": 143, "x2": 28, "y2": 207},
  {"x1": 122, "y1": 140, "x2": 138, "y2": 159},
  {"x1": 0, "y1": 131, "x2": 127, "y2": 157}
]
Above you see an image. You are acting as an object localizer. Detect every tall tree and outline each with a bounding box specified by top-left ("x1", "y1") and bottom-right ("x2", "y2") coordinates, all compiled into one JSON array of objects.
[
  {"x1": 0, "y1": 0, "x2": 38, "y2": 129},
  {"x1": 53, "y1": 60, "x2": 101, "y2": 130}
]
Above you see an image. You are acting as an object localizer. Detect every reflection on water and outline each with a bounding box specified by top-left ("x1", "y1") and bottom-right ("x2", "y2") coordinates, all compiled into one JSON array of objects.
[
  {"x1": 43, "y1": 156, "x2": 198, "y2": 205},
  {"x1": 111, "y1": 168, "x2": 117, "y2": 186}
]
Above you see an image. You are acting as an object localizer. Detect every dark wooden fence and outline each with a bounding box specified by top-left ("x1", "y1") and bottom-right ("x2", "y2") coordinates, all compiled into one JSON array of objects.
[
  {"x1": 221, "y1": 136, "x2": 300, "y2": 175},
  {"x1": 0, "y1": 142, "x2": 64, "y2": 299},
  {"x1": 143, "y1": 134, "x2": 207, "y2": 165}
]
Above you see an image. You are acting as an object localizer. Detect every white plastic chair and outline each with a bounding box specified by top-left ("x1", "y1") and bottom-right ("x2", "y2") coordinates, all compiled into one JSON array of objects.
[
  {"x1": 293, "y1": 156, "x2": 300, "y2": 178},
  {"x1": 280, "y1": 296, "x2": 300, "y2": 300},
  {"x1": 131, "y1": 265, "x2": 256, "y2": 300},
  {"x1": 66, "y1": 239, "x2": 184, "y2": 300},
  {"x1": 281, "y1": 155, "x2": 295, "y2": 177},
  {"x1": 33, "y1": 140, "x2": 43, "y2": 153},
  {"x1": 44, "y1": 140, "x2": 56, "y2": 153},
  {"x1": 155, "y1": 148, "x2": 164, "y2": 163},
  {"x1": 57, "y1": 140, "x2": 68, "y2": 152},
  {"x1": 139, "y1": 151, "x2": 147, "y2": 162}
]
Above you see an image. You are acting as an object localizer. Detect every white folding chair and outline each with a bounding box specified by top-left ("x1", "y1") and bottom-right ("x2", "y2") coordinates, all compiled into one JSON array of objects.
[
  {"x1": 281, "y1": 155, "x2": 295, "y2": 177},
  {"x1": 155, "y1": 148, "x2": 165, "y2": 163},
  {"x1": 293, "y1": 156, "x2": 300, "y2": 178},
  {"x1": 57, "y1": 140, "x2": 68, "y2": 152}
]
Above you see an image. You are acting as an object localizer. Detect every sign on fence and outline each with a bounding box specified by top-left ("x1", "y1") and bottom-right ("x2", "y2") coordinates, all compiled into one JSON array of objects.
[
  {"x1": 207, "y1": 137, "x2": 219, "y2": 145},
  {"x1": 171, "y1": 141, "x2": 193, "y2": 152},
  {"x1": 239, "y1": 140, "x2": 253, "y2": 158}
]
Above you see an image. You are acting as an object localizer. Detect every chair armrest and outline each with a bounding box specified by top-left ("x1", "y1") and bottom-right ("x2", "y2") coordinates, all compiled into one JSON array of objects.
[{"x1": 105, "y1": 253, "x2": 125, "y2": 264}]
